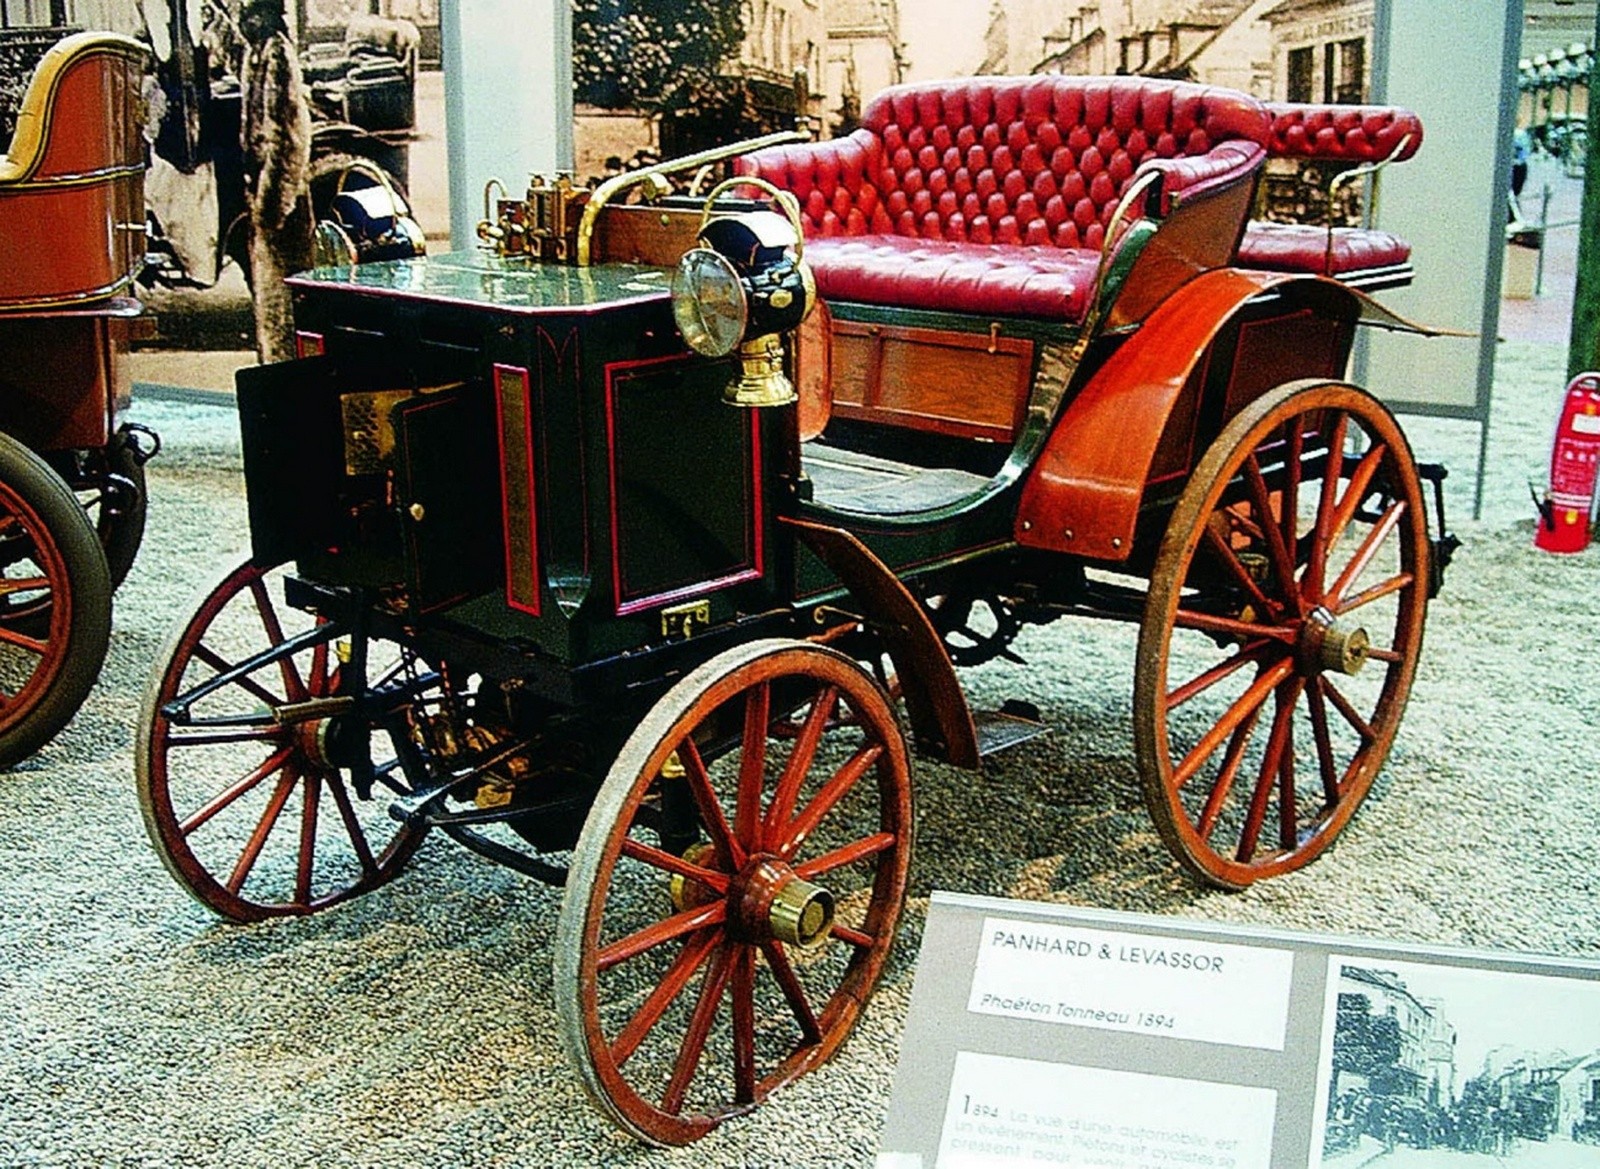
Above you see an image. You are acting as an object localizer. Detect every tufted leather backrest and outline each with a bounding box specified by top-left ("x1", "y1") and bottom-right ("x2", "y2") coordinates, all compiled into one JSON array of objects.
[
  {"x1": 740, "y1": 75, "x2": 1270, "y2": 251},
  {"x1": 1264, "y1": 102, "x2": 1423, "y2": 163}
]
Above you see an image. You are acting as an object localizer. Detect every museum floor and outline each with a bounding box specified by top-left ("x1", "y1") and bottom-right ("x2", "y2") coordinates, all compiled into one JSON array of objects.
[{"x1": 5, "y1": 156, "x2": 1595, "y2": 1166}]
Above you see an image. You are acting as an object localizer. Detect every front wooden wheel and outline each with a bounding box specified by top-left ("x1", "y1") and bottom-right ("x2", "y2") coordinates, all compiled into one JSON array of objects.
[
  {"x1": 555, "y1": 639, "x2": 912, "y2": 1145},
  {"x1": 1135, "y1": 381, "x2": 1429, "y2": 888},
  {"x1": 137, "y1": 559, "x2": 430, "y2": 921}
]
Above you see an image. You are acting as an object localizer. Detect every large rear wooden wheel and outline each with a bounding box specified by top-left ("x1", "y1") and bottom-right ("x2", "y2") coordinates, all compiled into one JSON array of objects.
[
  {"x1": 1135, "y1": 381, "x2": 1429, "y2": 888},
  {"x1": 137, "y1": 559, "x2": 431, "y2": 921},
  {"x1": 556, "y1": 639, "x2": 912, "y2": 1145}
]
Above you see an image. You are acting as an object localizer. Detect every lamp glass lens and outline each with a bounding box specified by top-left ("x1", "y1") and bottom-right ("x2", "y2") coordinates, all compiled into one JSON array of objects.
[{"x1": 672, "y1": 249, "x2": 747, "y2": 358}]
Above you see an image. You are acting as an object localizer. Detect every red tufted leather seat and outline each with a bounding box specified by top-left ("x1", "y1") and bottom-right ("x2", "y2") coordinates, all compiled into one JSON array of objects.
[
  {"x1": 738, "y1": 76, "x2": 1269, "y2": 323},
  {"x1": 1237, "y1": 102, "x2": 1422, "y2": 280}
]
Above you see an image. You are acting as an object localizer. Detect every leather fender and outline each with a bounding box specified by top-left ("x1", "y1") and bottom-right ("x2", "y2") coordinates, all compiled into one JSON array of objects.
[
  {"x1": 1015, "y1": 269, "x2": 1367, "y2": 562},
  {"x1": 785, "y1": 517, "x2": 979, "y2": 770}
]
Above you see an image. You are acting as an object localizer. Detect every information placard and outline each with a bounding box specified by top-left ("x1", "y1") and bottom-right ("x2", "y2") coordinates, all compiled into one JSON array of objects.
[{"x1": 877, "y1": 894, "x2": 1600, "y2": 1169}]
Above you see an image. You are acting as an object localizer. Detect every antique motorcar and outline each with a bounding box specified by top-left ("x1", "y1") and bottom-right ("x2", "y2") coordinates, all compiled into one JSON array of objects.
[
  {"x1": 0, "y1": 30, "x2": 156, "y2": 767},
  {"x1": 136, "y1": 76, "x2": 1454, "y2": 1144}
]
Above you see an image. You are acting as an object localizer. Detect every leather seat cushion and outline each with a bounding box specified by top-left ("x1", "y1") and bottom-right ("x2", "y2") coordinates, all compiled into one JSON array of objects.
[
  {"x1": 804, "y1": 235, "x2": 1102, "y2": 320},
  {"x1": 1238, "y1": 221, "x2": 1412, "y2": 275}
]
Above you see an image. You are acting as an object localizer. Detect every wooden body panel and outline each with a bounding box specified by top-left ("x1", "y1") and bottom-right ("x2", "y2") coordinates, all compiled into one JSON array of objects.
[
  {"x1": 1016, "y1": 269, "x2": 1359, "y2": 562},
  {"x1": 828, "y1": 318, "x2": 1034, "y2": 443},
  {"x1": 0, "y1": 310, "x2": 129, "y2": 449},
  {"x1": 0, "y1": 34, "x2": 147, "y2": 310}
]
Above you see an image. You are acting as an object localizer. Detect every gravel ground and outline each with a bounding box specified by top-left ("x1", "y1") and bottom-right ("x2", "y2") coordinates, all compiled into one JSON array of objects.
[{"x1": 0, "y1": 335, "x2": 1594, "y2": 1169}]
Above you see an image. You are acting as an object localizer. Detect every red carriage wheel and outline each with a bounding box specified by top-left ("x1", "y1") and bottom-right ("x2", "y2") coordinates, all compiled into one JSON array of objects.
[
  {"x1": 555, "y1": 639, "x2": 912, "y2": 1145},
  {"x1": 137, "y1": 559, "x2": 431, "y2": 921},
  {"x1": 0, "y1": 431, "x2": 111, "y2": 769},
  {"x1": 1134, "y1": 381, "x2": 1429, "y2": 888}
]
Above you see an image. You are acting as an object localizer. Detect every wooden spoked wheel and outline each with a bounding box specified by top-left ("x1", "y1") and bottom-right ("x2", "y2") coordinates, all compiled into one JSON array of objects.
[
  {"x1": 137, "y1": 559, "x2": 431, "y2": 921},
  {"x1": 1135, "y1": 381, "x2": 1429, "y2": 888},
  {"x1": 556, "y1": 639, "x2": 912, "y2": 1145},
  {"x1": 0, "y1": 432, "x2": 111, "y2": 769}
]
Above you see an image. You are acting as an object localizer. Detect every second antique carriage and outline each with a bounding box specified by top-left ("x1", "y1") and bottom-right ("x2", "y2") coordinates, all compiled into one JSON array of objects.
[{"x1": 137, "y1": 75, "x2": 1454, "y2": 1143}]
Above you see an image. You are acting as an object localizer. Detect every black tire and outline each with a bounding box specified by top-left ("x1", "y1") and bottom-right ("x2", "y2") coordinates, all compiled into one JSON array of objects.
[{"x1": 0, "y1": 432, "x2": 112, "y2": 769}]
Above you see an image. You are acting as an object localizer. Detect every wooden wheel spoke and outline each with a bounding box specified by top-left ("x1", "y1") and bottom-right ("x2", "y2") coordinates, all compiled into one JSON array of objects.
[
  {"x1": 620, "y1": 836, "x2": 731, "y2": 894},
  {"x1": 1167, "y1": 640, "x2": 1276, "y2": 710},
  {"x1": 1365, "y1": 646, "x2": 1403, "y2": 664},
  {"x1": 0, "y1": 622, "x2": 46, "y2": 655},
  {"x1": 1278, "y1": 704, "x2": 1298, "y2": 852},
  {"x1": 310, "y1": 639, "x2": 331, "y2": 697},
  {"x1": 0, "y1": 573, "x2": 48, "y2": 597},
  {"x1": 1280, "y1": 418, "x2": 1304, "y2": 556},
  {"x1": 1308, "y1": 413, "x2": 1349, "y2": 598},
  {"x1": 661, "y1": 942, "x2": 733, "y2": 1116},
  {"x1": 1172, "y1": 609, "x2": 1294, "y2": 646},
  {"x1": 178, "y1": 743, "x2": 296, "y2": 836},
  {"x1": 1243, "y1": 455, "x2": 1298, "y2": 607},
  {"x1": 678, "y1": 739, "x2": 744, "y2": 871},
  {"x1": 1328, "y1": 499, "x2": 1406, "y2": 605},
  {"x1": 1196, "y1": 704, "x2": 1263, "y2": 841},
  {"x1": 326, "y1": 774, "x2": 379, "y2": 878},
  {"x1": 1200, "y1": 523, "x2": 1277, "y2": 616},
  {"x1": 597, "y1": 901, "x2": 728, "y2": 973},
  {"x1": 831, "y1": 922, "x2": 876, "y2": 949},
  {"x1": 1306, "y1": 679, "x2": 1341, "y2": 806},
  {"x1": 1236, "y1": 682, "x2": 1303, "y2": 862},
  {"x1": 793, "y1": 831, "x2": 896, "y2": 880},
  {"x1": 762, "y1": 941, "x2": 823, "y2": 1044},
  {"x1": 1323, "y1": 678, "x2": 1376, "y2": 743},
  {"x1": 731, "y1": 945, "x2": 757, "y2": 1105},
  {"x1": 777, "y1": 743, "x2": 882, "y2": 858},
  {"x1": 224, "y1": 764, "x2": 300, "y2": 895},
  {"x1": 610, "y1": 928, "x2": 721, "y2": 1069},
  {"x1": 763, "y1": 685, "x2": 838, "y2": 842},
  {"x1": 192, "y1": 643, "x2": 287, "y2": 710},
  {"x1": 248, "y1": 576, "x2": 307, "y2": 702},
  {"x1": 295, "y1": 772, "x2": 321, "y2": 907},
  {"x1": 734, "y1": 683, "x2": 770, "y2": 851},
  {"x1": 1327, "y1": 441, "x2": 1388, "y2": 552},
  {"x1": 1336, "y1": 571, "x2": 1413, "y2": 616},
  {"x1": 1172, "y1": 659, "x2": 1294, "y2": 788}
]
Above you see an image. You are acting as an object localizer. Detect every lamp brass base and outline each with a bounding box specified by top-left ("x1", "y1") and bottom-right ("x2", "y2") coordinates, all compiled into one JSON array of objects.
[{"x1": 725, "y1": 334, "x2": 797, "y2": 408}]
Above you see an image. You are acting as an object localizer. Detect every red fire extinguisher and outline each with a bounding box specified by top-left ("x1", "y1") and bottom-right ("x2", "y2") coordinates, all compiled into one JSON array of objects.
[{"x1": 1534, "y1": 372, "x2": 1600, "y2": 553}]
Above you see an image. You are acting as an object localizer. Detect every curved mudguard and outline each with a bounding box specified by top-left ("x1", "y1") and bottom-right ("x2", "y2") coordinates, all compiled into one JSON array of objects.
[
  {"x1": 1014, "y1": 268, "x2": 1439, "y2": 562},
  {"x1": 785, "y1": 517, "x2": 979, "y2": 770}
]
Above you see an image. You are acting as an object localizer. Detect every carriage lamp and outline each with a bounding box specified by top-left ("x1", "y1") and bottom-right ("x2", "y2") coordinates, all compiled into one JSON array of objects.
[{"x1": 671, "y1": 179, "x2": 815, "y2": 408}]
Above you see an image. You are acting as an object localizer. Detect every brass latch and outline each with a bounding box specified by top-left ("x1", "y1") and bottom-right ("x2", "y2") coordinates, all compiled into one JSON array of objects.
[{"x1": 661, "y1": 599, "x2": 711, "y2": 639}]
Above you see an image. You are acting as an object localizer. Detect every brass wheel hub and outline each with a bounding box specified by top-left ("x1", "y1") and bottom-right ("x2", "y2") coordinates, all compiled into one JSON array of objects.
[
  {"x1": 1300, "y1": 606, "x2": 1370, "y2": 676},
  {"x1": 730, "y1": 858, "x2": 835, "y2": 949}
]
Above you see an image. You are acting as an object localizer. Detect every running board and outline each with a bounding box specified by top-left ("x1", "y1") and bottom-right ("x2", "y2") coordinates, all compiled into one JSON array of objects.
[{"x1": 974, "y1": 702, "x2": 1048, "y2": 760}]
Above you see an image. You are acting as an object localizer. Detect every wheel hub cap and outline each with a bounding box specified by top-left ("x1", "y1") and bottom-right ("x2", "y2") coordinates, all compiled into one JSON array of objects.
[
  {"x1": 1302, "y1": 607, "x2": 1370, "y2": 676},
  {"x1": 730, "y1": 858, "x2": 835, "y2": 948}
]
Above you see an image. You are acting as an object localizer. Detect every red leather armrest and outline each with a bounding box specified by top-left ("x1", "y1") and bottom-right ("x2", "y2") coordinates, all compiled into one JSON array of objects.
[
  {"x1": 1265, "y1": 103, "x2": 1424, "y2": 163},
  {"x1": 1139, "y1": 139, "x2": 1267, "y2": 213}
]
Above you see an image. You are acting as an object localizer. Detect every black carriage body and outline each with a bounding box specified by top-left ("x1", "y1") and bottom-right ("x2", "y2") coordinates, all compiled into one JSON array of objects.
[{"x1": 250, "y1": 254, "x2": 818, "y2": 705}]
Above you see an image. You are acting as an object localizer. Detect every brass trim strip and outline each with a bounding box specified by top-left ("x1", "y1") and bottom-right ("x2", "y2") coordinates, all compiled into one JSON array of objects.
[
  {"x1": 0, "y1": 163, "x2": 146, "y2": 191},
  {"x1": 0, "y1": 272, "x2": 136, "y2": 312}
]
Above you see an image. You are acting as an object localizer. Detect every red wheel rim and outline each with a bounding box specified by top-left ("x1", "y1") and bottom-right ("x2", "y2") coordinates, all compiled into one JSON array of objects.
[
  {"x1": 0, "y1": 475, "x2": 80, "y2": 734},
  {"x1": 558, "y1": 641, "x2": 912, "y2": 1145},
  {"x1": 1136, "y1": 383, "x2": 1429, "y2": 888},
  {"x1": 137, "y1": 560, "x2": 428, "y2": 921}
]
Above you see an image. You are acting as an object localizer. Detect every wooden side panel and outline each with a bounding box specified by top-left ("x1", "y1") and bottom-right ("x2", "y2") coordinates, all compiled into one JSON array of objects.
[
  {"x1": 590, "y1": 204, "x2": 706, "y2": 267},
  {"x1": 1016, "y1": 268, "x2": 1346, "y2": 562},
  {"x1": 829, "y1": 320, "x2": 1034, "y2": 443},
  {"x1": 0, "y1": 315, "x2": 119, "y2": 449}
]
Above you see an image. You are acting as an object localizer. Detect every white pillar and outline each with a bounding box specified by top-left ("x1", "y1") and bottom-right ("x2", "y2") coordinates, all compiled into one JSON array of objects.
[{"x1": 440, "y1": 0, "x2": 573, "y2": 250}]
